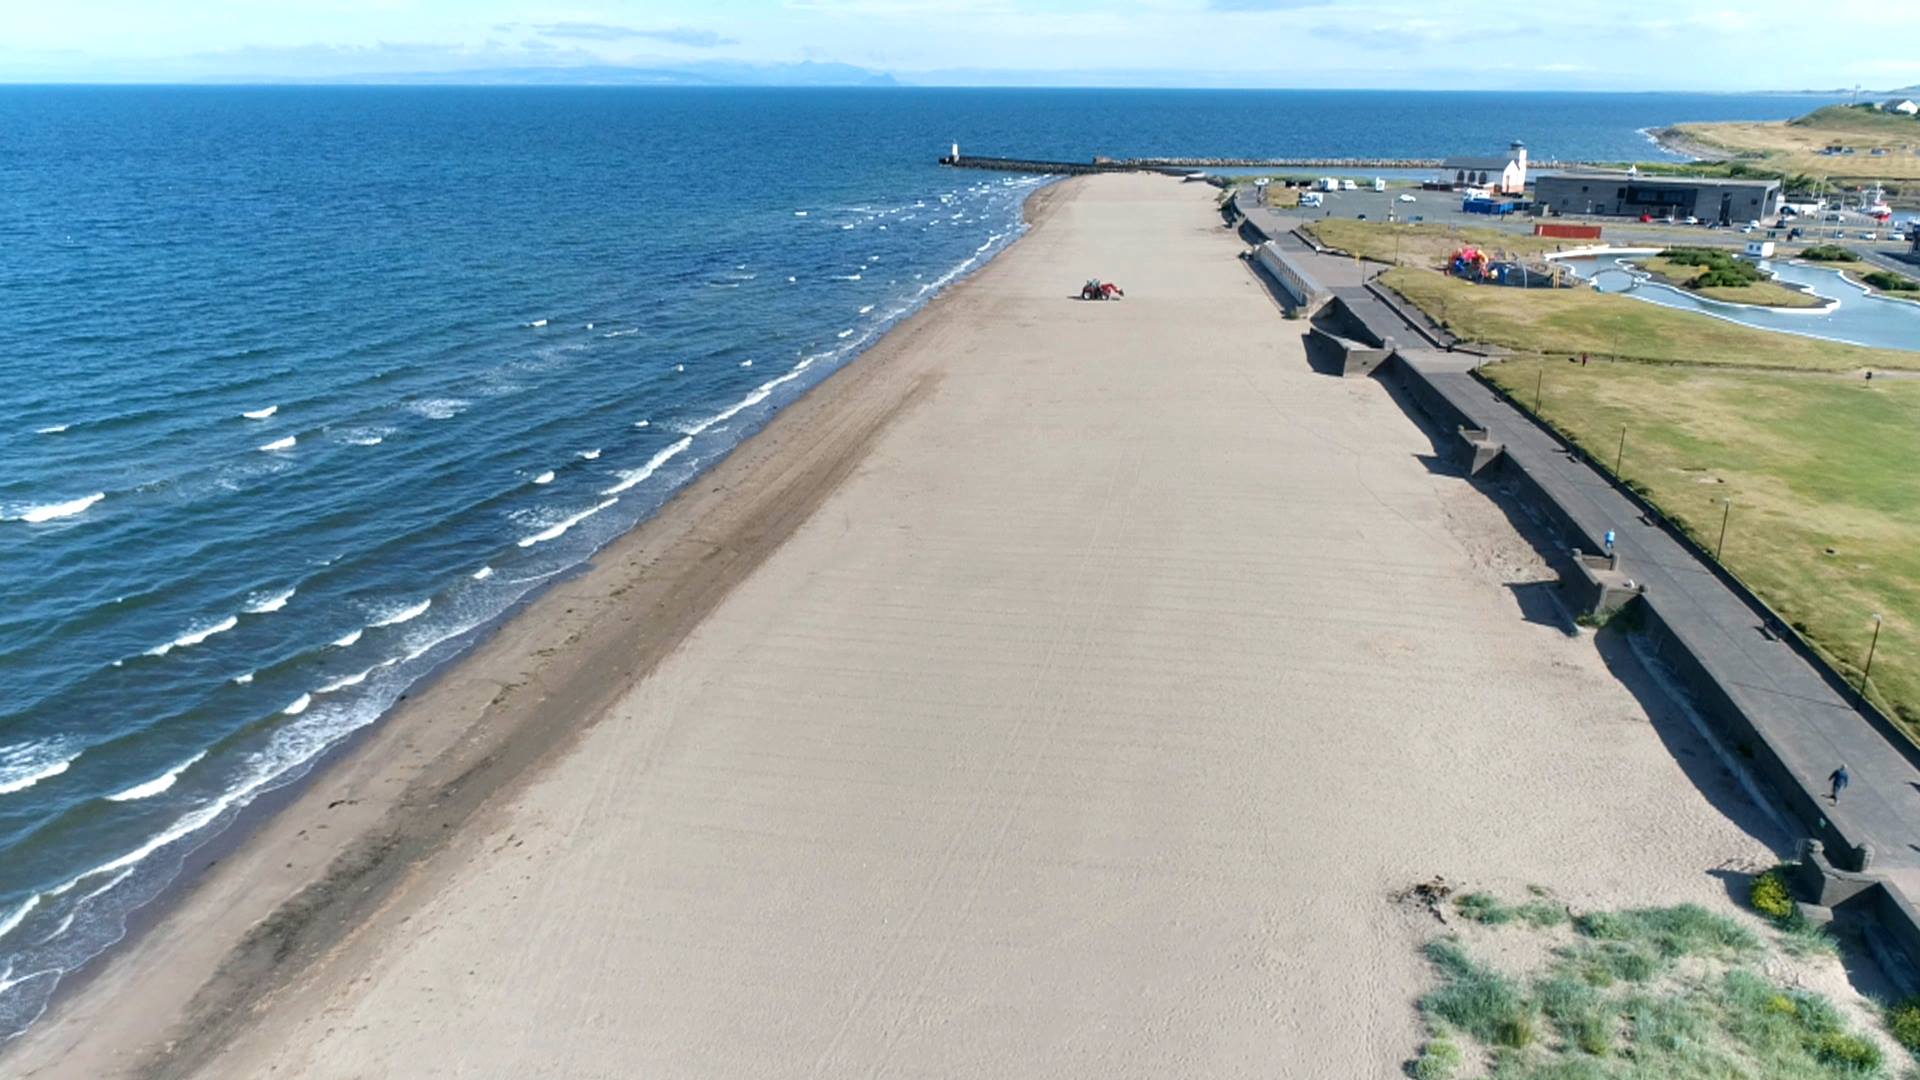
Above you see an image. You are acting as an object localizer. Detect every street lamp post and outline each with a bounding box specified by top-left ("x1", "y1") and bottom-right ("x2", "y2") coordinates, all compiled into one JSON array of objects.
[
  {"x1": 1862, "y1": 613, "x2": 1884, "y2": 693},
  {"x1": 1615, "y1": 426, "x2": 1626, "y2": 476},
  {"x1": 1535, "y1": 367, "x2": 1544, "y2": 412},
  {"x1": 1716, "y1": 498, "x2": 1732, "y2": 560}
]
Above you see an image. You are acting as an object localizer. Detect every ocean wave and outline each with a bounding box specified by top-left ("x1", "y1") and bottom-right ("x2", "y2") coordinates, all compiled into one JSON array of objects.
[
  {"x1": 3, "y1": 493, "x2": 106, "y2": 523},
  {"x1": 837, "y1": 329, "x2": 854, "y2": 339},
  {"x1": 516, "y1": 497, "x2": 618, "y2": 547},
  {"x1": 241, "y1": 405, "x2": 277, "y2": 420},
  {"x1": 471, "y1": 565, "x2": 494, "y2": 581},
  {"x1": 532, "y1": 471, "x2": 555, "y2": 485},
  {"x1": 833, "y1": 274, "x2": 862, "y2": 281},
  {"x1": 283, "y1": 693, "x2": 312, "y2": 716},
  {"x1": 0, "y1": 897, "x2": 41, "y2": 943},
  {"x1": 258, "y1": 435, "x2": 296, "y2": 452},
  {"x1": 340, "y1": 427, "x2": 390, "y2": 446},
  {"x1": 34, "y1": 424, "x2": 69, "y2": 435},
  {"x1": 793, "y1": 210, "x2": 808, "y2": 217},
  {"x1": 577, "y1": 448, "x2": 601, "y2": 460},
  {"x1": 706, "y1": 281, "x2": 740, "y2": 289},
  {"x1": 840, "y1": 223, "x2": 855, "y2": 230},
  {"x1": 675, "y1": 365, "x2": 685, "y2": 373},
  {"x1": 601, "y1": 329, "x2": 637, "y2": 338},
  {"x1": 146, "y1": 614, "x2": 239, "y2": 657},
  {"x1": 407, "y1": 398, "x2": 470, "y2": 421},
  {"x1": 858, "y1": 305, "x2": 876, "y2": 315},
  {"x1": 317, "y1": 659, "x2": 394, "y2": 694},
  {"x1": 601, "y1": 437, "x2": 693, "y2": 495},
  {"x1": 368, "y1": 598, "x2": 431, "y2": 628},
  {"x1": 242, "y1": 587, "x2": 295, "y2": 614},
  {"x1": 331, "y1": 628, "x2": 363, "y2": 648},
  {"x1": 0, "y1": 742, "x2": 80, "y2": 797},
  {"x1": 633, "y1": 420, "x2": 649, "y2": 429},
  {"x1": 231, "y1": 671, "x2": 254, "y2": 685},
  {"x1": 104, "y1": 752, "x2": 206, "y2": 802},
  {"x1": 526, "y1": 319, "x2": 548, "y2": 328}
]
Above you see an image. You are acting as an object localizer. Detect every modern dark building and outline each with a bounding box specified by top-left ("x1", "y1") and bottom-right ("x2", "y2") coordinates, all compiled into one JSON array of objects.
[{"x1": 1534, "y1": 171, "x2": 1782, "y2": 223}]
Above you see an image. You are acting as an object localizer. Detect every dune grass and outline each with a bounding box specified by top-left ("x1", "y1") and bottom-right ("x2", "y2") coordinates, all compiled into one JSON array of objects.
[
  {"x1": 1380, "y1": 267, "x2": 1920, "y2": 372},
  {"x1": 1476, "y1": 359, "x2": 1920, "y2": 735},
  {"x1": 1414, "y1": 898, "x2": 1897, "y2": 1078}
]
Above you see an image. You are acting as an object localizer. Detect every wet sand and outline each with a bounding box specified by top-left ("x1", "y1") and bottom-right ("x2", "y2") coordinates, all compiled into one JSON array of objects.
[{"x1": 4, "y1": 174, "x2": 1780, "y2": 1078}]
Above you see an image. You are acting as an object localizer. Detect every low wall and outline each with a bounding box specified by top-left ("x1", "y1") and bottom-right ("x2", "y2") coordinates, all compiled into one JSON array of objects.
[
  {"x1": 1307, "y1": 325, "x2": 1391, "y2": 377},
  {"x1": 1255, "y1": 241, "x2": 1332, "y2": 316}
]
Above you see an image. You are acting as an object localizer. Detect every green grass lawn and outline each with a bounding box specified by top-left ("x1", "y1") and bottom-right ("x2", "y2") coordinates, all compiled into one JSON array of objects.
[
  {"x1": 1381, "y1": 267, "x2": 1920, "y2": 372},
  {"x1": 1634, "y1": 255, "x2": 1826, "y2": 309},
  {"x1": 1303, "y1": 219, "x2": 1575, "y2": 270},
  {"x1": 1478, "y1": 359, "x2": 1920, "y2": 732}
]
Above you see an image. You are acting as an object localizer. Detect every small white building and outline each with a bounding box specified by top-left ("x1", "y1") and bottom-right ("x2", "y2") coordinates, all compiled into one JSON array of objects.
[
  {"x1": 1883, "y1": 99, "x2": 1919, "y2": 116},
  {"x1": 1440, "y1": 141, "x2": 1529, "y2": 195},
  {"x1": 1744, "y1": 239, "x2": 1776, "y2": 259}
]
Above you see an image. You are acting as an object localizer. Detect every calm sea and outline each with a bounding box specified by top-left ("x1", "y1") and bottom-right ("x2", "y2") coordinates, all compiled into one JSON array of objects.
[{"x1": 0, "y1": 85, "x2": 1850, "y2": 1040}]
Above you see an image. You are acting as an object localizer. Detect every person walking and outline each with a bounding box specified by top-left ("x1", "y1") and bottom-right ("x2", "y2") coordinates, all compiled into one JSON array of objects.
[{"x1": 1829, "y1": 764, "x2": 1851, "y2": 804}]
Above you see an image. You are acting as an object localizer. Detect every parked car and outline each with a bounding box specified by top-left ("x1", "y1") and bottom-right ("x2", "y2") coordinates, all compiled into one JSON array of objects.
[
  {"x1": 1862, "y1": 231, "x2": 1877, "y2": 241},
  {"x1": 1397, "y1": 193, "x2": 1417, "y2": 203},
  {"x1": 1683, "y1": 216, "x2": 1700, "y2": 225}
]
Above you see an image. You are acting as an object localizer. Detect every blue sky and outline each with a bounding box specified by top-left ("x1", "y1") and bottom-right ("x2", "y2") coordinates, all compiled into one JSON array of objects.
[{"x1": 5, "y1": 1, "x2": 1919, "y2": 90}]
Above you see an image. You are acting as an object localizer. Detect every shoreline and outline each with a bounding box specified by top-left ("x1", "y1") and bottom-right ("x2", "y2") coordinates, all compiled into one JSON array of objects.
[{"x1": 0, "y1": 178, "x2": 1077, "y2": 1078}]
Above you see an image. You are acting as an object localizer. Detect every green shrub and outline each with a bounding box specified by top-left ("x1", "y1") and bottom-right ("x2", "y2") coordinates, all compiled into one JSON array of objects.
[
  {"x1": 1863, "y1": 270, "x2": 1920, "y2": 292},
  {"x1": 1411, "y1": 1035, "x2": 1462, "y2": 1080},
  {"x1": 1886, "y1": 996, "x2": 1920, "y2": 1051},
  {"x1": 1811, "y1": 1030, "x2": 1883, "y2": 1069},
  {"x1": 1801, "y1": 244, "x2": 1859, "y2": 262},
  {"x1": 1750, "y1": 868, "x2": 1796, "y2": 921}
]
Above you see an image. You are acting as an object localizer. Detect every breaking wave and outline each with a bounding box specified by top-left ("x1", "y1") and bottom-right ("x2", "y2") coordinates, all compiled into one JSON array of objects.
[
  {"x1": 242, "y1": 587, "x2": 295, "y2": 614},
  {"x1": 516, "y1": 498, "x2": 618, "y2": 547},
  {"x1": 104, "y1": 753, "x2": 207, "y2": 802},
  {"x1": 368, "y1": 598, "x2": 431, "y2": 627},
  {"x1": 600, "y1": 437, "x2": 693, "y2": 495},
  {"x1": 0, "y1": 743, "x2": 81, "y2": 797},
  {"x1": 146, "y1": 614, "x2": 239, "y2": 657}
]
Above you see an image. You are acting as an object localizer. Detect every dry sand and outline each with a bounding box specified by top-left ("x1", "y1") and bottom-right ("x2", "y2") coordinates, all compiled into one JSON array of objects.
[{"x1": 6, "y1": 174, "x2": 1785, "y2": 1078}]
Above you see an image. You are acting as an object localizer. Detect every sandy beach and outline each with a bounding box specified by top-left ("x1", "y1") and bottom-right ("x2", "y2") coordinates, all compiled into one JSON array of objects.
[{"x1": 4, "y1": 174, "x2": 1783, "y2": 1078}]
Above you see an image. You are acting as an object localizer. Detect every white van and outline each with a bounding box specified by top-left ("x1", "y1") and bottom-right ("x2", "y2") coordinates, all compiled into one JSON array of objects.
[
  {"x1": 1300, "y1": 191, "x2": 1324, "y2": 208},
  {"x1": 1372, "y1": 178, "x2": 1387, "y2": 192}
]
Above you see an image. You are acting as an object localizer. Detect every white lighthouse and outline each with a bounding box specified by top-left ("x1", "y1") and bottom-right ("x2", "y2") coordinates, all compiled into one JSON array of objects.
[
  {"x1": 950, "y1": 141, "x2": 960, "y2": 163},
  {"x1": 1504, "y1": 141, "x2": 1528, "y2": 195}
]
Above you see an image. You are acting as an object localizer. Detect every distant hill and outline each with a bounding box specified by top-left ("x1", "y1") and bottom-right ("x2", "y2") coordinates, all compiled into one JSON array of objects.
[
  {"x1": 233, "y1": 61, "x2": 898, "y2": 88},
  {"x1": 1787, "y1": 104, "x2": 1919, "y2": 133}
]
